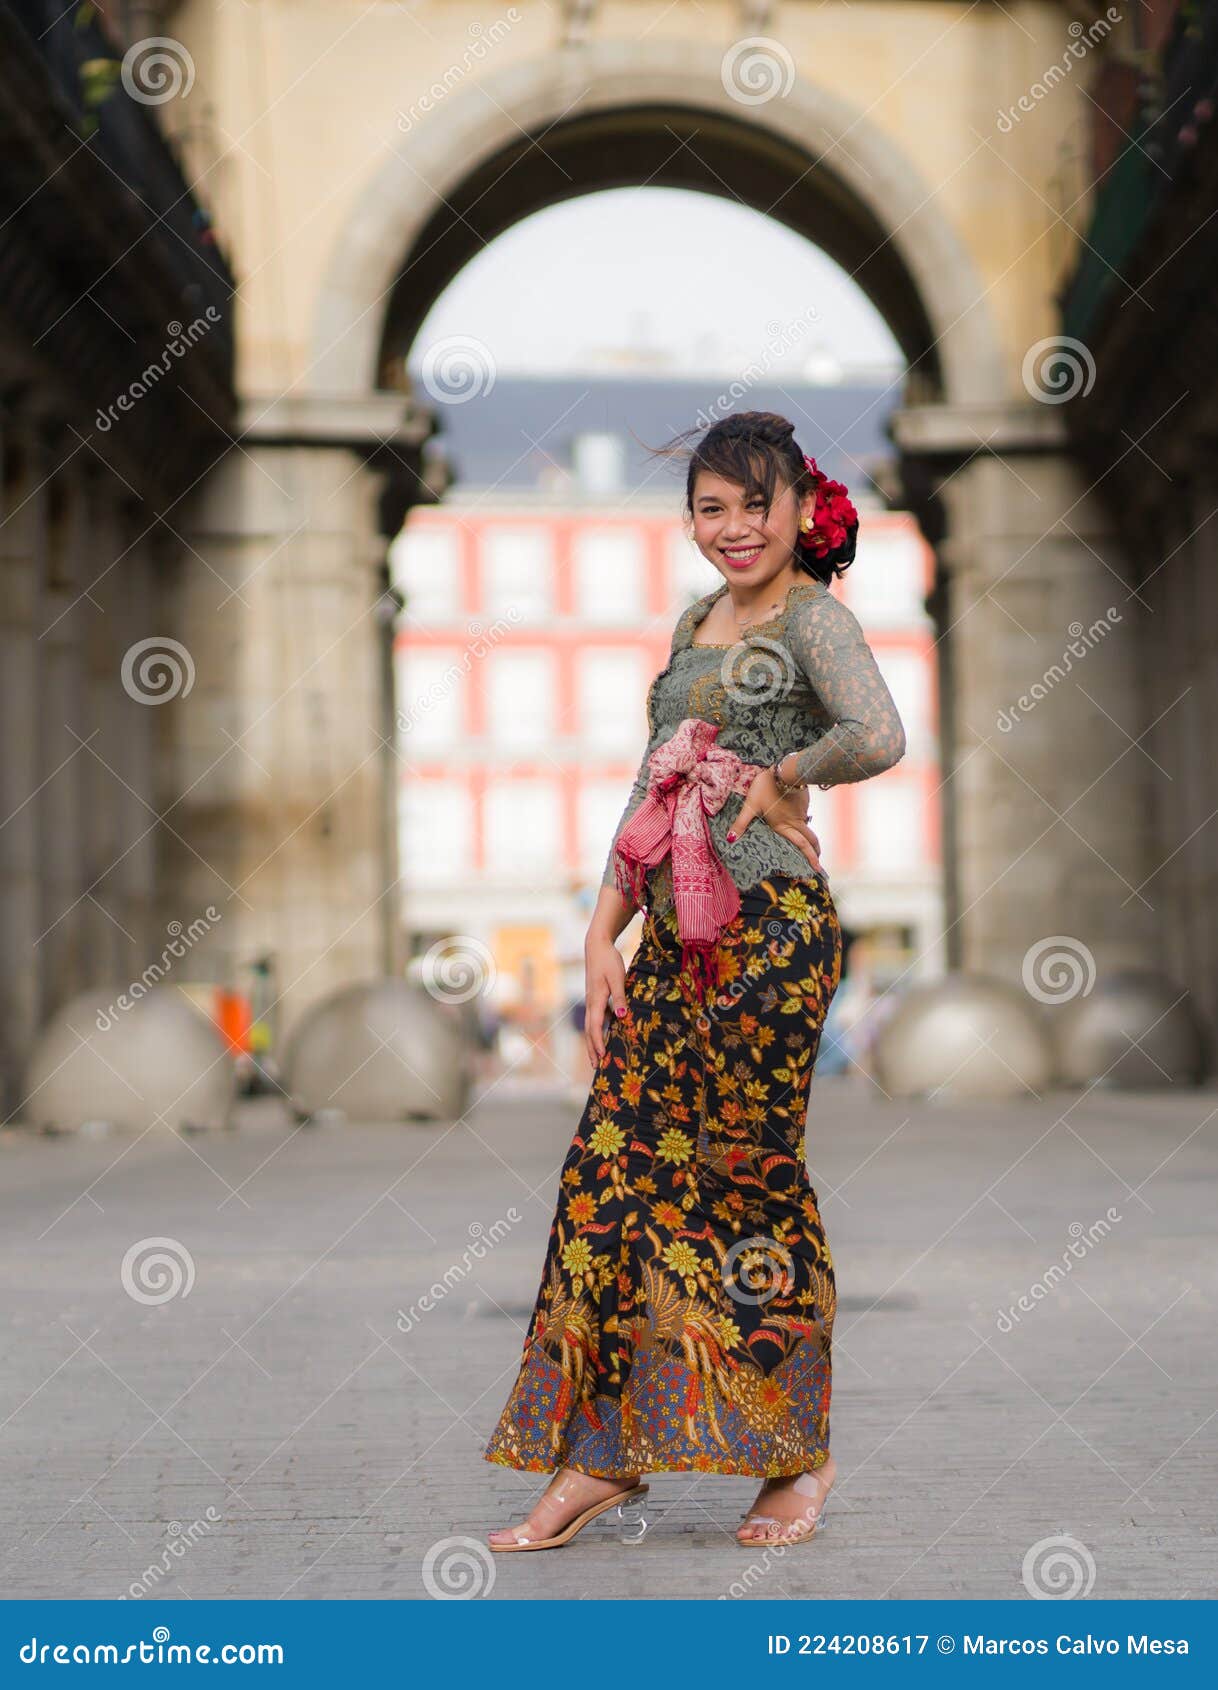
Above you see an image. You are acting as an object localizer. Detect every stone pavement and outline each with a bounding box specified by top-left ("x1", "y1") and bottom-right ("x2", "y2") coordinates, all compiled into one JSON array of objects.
[{"x1": 0, "y1": 1068, "x2": 1215, "y2": 1603}]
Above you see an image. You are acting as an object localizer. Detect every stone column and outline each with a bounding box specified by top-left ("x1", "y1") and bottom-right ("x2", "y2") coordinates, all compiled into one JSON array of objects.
[
  {"x1": 1136, "y1": 474, "x2": 1218, "y2": 1043},
  {"x1": 0, "y1": 430, "x2": 44, "y2": 1117},
  {"x1": 0, "y1": 428, "x2": 164, "y2": 1117},
  {"x1": 80, "y1": 482, "x2": 164, "y2": 996},
  {"x1": 893, "y1": 403, "x2": 1158, "y2": 988},
  {"x1": 163, "y1": 394, "x2": 429, "y2": 1048}
]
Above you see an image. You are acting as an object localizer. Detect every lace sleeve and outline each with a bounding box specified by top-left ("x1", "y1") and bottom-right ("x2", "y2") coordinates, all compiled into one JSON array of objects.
[{"x1": 784, "y1": 586, "x2": 907, "y2": 787}]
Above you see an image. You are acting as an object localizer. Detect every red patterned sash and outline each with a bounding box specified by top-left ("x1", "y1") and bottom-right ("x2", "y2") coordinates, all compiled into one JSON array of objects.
[{"x1": 612, "y1": 717, "x2": 764, "y2": 992}]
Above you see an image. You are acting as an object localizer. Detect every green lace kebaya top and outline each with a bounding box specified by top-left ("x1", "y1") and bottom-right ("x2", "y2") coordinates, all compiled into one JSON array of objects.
[{"x1": 600, "y1": 575, "x2": 907, "y2": 917}]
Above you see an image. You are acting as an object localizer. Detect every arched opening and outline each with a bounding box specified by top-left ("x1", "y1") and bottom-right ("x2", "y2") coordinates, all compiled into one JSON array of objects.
[
  {"x1": 312, "y1": 47, "x2": 1003, "y2": 406},
  {"x1": 375, "y1": 102, "x2": 944, "y2": 401}
]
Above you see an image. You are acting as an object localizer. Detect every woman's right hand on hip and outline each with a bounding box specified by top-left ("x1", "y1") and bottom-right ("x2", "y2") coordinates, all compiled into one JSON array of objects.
[
  {"x1": 764, "y1": 784, "x2": 824, "y2": 875},
  {"x1": 584, "y1": 932, "x2": 628, "y2": 1067}
]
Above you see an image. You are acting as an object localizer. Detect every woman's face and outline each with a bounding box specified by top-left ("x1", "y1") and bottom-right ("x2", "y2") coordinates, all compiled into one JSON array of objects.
[{"x1": 691, "y1": 469, "x2": 814, "y2": 587}]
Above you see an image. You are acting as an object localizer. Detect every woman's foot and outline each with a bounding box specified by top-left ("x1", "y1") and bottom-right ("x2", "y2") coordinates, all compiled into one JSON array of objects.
[
  {"x1": 488, "y1": 1468, "x2": 643, "y2": 1549},
  {"x1": 736, "y1": 1454, "x2": 837, "y2": 1545}
]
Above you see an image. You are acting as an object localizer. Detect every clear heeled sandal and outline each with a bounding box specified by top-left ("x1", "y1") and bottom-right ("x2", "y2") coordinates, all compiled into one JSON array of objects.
[
  {"x1": 488, "y1": 1479, "x2": 650, "y2": 1553},
  {"x1": 736, "y1": 1467, "x2": 833, "y2": 1547}
]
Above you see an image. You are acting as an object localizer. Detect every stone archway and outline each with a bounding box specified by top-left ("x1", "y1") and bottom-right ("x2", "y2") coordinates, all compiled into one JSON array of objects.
[{"x1": 310, "y1": 44, "x2": 1006, "y2": 409}]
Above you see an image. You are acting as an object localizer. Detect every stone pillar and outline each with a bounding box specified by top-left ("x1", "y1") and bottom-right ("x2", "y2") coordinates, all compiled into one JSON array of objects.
[
  {"x1": 163, "y1": 395, "x2": 425, "y2": 1046},
  {"x1": 35, "y1": 443, "x2": 88, "y2": 1023},
  {"x1": 0, "y1": 427, "x2": 164, "y2": 1117},
  {"x1": 0, "y1": 431, "x2": 43, "y2": 1116},
  {"x1": 893, "y1": 404, "x2": 1159, "y2": 988},
  {"x1": 1137, "y1": 474, "x2": 1218, "y2": 1043},
  {"x1": 79, "y1": 471, "x2": 162, "y2": 994}
]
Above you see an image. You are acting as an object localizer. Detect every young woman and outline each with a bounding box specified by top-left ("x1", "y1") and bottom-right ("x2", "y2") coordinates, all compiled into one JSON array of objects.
[{"x1": 483, "y1": 410, "x2": 906, "y2": 1551}]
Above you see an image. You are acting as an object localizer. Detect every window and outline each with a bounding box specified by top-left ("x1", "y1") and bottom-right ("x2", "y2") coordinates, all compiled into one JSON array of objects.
[
  {"x1": 395, "y1": 649, "x2": 465, "y2": 753},
  {"x1": 399, "y1": 782, "x2": 472, "y2": 884},
  {"x1": 573, "y1": 528, "x2": 644, "y2": 622},
  {"x1": 875, "y1": 649, "x2": 932, "y2": 757},
  {"x1": 667, "y1": 525, "x2": 717, "y2": 606},
  {"x1": 843, "y1": 528, "x2": 927, "y2": 625},
  {"x1": 571, "y1": 432, "x2": 627, "y2": 495},
  {"x1": 390, "y1": 524, "x2": 461, "y2": 622},
  {"x1": 577, "y1": 649, "x2": 648, "y2": 752},
  {"x1": 484, "y1": 780, "x2": 562, "y2": 876},
  {"x1": 578, "y1": 780, "x2": 634, "y2": 876},
  {"x1": 855, "y1": 781, "x2": 921, "y2": 875},
  {"x1": 483, "y1": 527, "x2": 554, "y2": 621},
  {"x1": 486, "y1": 650, "x2": 556, "y2": 749}
]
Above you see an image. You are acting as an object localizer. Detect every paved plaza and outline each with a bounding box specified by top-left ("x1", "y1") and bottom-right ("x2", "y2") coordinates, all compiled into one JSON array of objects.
[{"x1": 1, "y1": 1068, "x2": 1215, "y2": 1602}]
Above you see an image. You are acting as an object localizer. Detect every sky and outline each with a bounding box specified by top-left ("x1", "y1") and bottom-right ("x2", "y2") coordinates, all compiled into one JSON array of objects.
[{"x1": 408, "y1": 186, "x2": 903, "y2": 382}]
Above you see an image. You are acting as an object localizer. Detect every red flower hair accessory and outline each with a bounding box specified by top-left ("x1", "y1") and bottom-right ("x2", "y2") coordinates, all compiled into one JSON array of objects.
[{"x1": 799, "y1": 452, "x2": 857, "y2": 560}]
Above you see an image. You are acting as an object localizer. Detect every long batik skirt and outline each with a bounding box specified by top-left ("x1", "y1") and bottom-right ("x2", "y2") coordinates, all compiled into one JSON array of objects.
[{"x1": 484, "y1": 872, "x2": 843, "y2": 1479}]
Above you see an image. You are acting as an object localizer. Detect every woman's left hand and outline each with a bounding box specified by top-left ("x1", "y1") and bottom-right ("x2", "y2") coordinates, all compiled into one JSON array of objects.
[{"x1": 728, "y1": 770, "x2": 824, "y2": 875}]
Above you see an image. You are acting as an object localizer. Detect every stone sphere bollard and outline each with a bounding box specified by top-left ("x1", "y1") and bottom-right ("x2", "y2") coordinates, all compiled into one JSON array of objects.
[
  {"x1": 873, "y1": 973, "x2": 1053, "y2": 1101},
  {"x1": 283, "y1": 979, "x2": 474, "y2": 1124},
  {"x1": 22, "y1": 986, "x2": 236, "y2": 1134},
  {"x1": 1049, "y1": 969, "x2": 1205, "y2": 1088}
]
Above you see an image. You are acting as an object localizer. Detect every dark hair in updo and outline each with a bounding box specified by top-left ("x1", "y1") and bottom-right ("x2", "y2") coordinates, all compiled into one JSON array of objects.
[{"x1": 646, "y1": 410, "x2": 857, "y2": 585}]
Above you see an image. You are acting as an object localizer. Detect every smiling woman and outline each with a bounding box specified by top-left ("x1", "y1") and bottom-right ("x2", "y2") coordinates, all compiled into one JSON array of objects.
[
  {"x1": 482, "y1": 409, "x2": 906, "y2": 1554},
  {"x1": 597, "y1": 572, "x2": 906, "y2": 984},
  {"x1": 596, "y1": 412, "x2": 905, "y2": 962}
]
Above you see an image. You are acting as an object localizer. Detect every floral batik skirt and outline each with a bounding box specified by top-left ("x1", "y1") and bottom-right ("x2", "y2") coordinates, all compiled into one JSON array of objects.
[{"x1": 483, "y1": 872, "x2": 843, "y2": 1479}]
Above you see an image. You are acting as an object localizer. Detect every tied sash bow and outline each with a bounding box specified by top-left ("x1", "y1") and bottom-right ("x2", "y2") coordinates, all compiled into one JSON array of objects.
[{"x1": 612, "y1": 717, "x2": 764, "y2": 992}]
